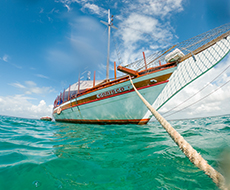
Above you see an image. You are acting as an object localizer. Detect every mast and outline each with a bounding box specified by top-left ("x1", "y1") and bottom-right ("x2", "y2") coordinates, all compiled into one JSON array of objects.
[
  {"x1": 101, "y1": 9, "x2": 117, "y2": 80},
  {"x1": 106, "y1": 10, "x2": 111, "y2": 80}
]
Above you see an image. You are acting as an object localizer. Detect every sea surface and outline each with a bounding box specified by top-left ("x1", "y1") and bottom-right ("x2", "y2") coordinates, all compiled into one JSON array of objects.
[{"x1": 0, "y1": 115, "x2": 230, "y2": 190}]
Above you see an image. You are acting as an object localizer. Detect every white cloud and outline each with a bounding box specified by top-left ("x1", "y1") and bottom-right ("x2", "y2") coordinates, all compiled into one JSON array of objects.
[
  {"x1": 35, "y1": 74, "x2": 49, "y2": 79},
  {"x1": 55, "y1": 0, "x2": 89, "y2": 5},
  {"x1": 0, "y1": 95, "x2": 53, "y2": 119},
  {"x1": 10, "y1": 82, "x2": 26, "y2": 89},
  {"x1": 39, "y1": 8, "x2": 44, "y2": 14},
  {"x1": 107, "y1": 0, "x2": 183, "y2": 66},
  {"x1": 115, "y1": 12, "x2": 173, "y2": 65},
  {"x1": 113, "y1": 2, "x2": 118, "y2": 9},
  {"x1": 3, "y1": 54, "x2": 9, "y2": 62},
  {"x1": 150, "y1": 44, "x2": 160, "y2": 50},
  {"x1": 139, "y1": 0, "x2": 184, "y2": 17},
  {"x1": 120, "y1": 13, "x2": 159, "y2": 46},
  {"x1": 25, "y1": 81, "x2": 36, "y2": 86},
  {"x1": 64, "y1": 4, "x2": 71, "y2": 12},
  {"x1": 10, "y1": 81, "x2": 55, "y2": 95},
  {"x1": 11, "y1": 63, "x2": 22, "y2": 69},
  {"x1": 25, "y1": 81, "x2": 54, "y2": 95},
  {"x1": 56, "y1": 0, "x2": 107, "y2": 16},
  {"x1": 83, "y1": 3, "x2": 100, "y2": 14},
  {"x1": 0, "y1": 54, "x2": 22, "y2": 68},
  {"x1": 49, "y1": 8, "x2": 59, "y2": 14},
  {"x1": 55, "y1": 0, "x2": 183, "y2": 67},
  {"x1": 82, "y1": 3, "x2": 107, "y2": 16}
]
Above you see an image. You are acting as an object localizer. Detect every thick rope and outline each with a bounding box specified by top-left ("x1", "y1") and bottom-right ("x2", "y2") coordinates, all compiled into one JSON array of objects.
[{"x1": 129, "y1": 76, "x2": 227, "y2": 190}]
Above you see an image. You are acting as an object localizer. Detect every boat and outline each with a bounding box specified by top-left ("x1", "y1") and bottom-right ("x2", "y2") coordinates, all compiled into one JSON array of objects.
[
  {"x1": 52, "y1": 10, "x2": 230, "y2": 125},
  {"x1": 40, "y1": 116, "x2": 52, "y2": 121}
]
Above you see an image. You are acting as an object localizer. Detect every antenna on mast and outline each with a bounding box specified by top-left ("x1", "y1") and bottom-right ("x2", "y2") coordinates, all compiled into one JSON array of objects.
[{"x1": 100, "y1": 9, "x2": 118, "y2": 80}]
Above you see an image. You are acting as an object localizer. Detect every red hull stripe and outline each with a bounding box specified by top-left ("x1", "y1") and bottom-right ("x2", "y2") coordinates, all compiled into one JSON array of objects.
[
  {"x1": 91, "y1": 80, "x2": 169, "y2": 103},
  {"x1": 57, "y1": 80, "x2": 168, "y2": 112},
  {"x1": 55, "y1": 118, "x2": 150, "y2": 125}
]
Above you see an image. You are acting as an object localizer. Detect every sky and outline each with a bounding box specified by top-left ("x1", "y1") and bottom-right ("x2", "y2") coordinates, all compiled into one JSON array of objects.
[{"x1": 0, "y1": 0, "x2": 229, "y2": 119}]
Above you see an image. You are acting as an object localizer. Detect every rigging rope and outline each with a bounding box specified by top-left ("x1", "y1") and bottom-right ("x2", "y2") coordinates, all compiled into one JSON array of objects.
[
  {"x1": 153, "y1": 34, "x2": 230, "y2": 111},
  {"x1": 161, "y1": 62, "x2": 230, "y2": 116},
  {"x1": 111, "y1": 30, "x2": 123, "y2": 65},
  {"x1": 123, "y1": 23, "x2": 230, "y2": 72},
  {"x1": 163, "y1": 76, "x2": 230, "y2": 118}
]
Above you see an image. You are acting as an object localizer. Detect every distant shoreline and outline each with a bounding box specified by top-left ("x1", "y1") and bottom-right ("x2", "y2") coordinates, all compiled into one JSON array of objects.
[{"x1": 149, "y1": 113, "x2": 230, "y2": 122}]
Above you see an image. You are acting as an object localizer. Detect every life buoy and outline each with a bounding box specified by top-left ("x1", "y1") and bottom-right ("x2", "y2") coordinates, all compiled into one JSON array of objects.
[{"x1": 57, "y1": 107, "x2": 62, "y2": 115}]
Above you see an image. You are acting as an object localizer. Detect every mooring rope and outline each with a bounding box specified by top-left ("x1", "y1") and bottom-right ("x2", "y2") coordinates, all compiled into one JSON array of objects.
[{"x1": 129, "y1": 76, "x2": 228, "y2": 190}]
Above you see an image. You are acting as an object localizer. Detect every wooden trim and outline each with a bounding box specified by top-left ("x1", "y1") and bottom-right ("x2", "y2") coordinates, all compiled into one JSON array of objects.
[
  {"x1": 68, "y1": 85, "x2": 70, "y2": 101},
  {"x1": 117, "y1": 65, "x2": 139, "y2": 76},
  {"x1": 93, "y1": 71, "x2": 96, "y2": 87},
  {"x1": 141, "y1": 44, "x2": 177, "y2": 70},
  {"x1": 55, "y1": 118, "x2": 150, "y2": 125},
  {"x1": 114, "y1": 61, "x2": 117, "y2": 79},
  {"x1": 180, "y1": 31, "x2": 230, "y2": 63},
  {"x1": 143, "y1": 52, "x2": 147, "y2": 70},
  {"x1": 80, "y1": 63, "x2": 175, "y2": 95},
  {"x1": 54, "y1": 62, "x2": 177, "y2": 109},
  {"x1": 53, "y1": 79, "x2": 169, "y2": 114},
  {"x1": 138, "y1": 61, "x2": 177, "y2": 75},
  {"x1": 76, "y1": 80, "x2": 169, "y2": 107},
  {"x1": 77, "y1": 75, "x2": 80, "y2": 95}
]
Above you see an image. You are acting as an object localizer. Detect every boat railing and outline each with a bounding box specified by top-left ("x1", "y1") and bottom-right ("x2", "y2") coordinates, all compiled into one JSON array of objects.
[
  {"x1": 53, "y1": 60, "x2": 178, "y2": 109},
  {"x1": 53, "y1": 75, "x2": 129, "y2": 108}
]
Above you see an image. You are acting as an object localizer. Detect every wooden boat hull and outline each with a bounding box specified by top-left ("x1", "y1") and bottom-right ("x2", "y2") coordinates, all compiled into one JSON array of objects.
[
  {"x1": 53, "y1": 66, "x2": 177, "y2": 124},
  {"x1": 40, "y1": 117, "x2": 52, "y2": 121}
]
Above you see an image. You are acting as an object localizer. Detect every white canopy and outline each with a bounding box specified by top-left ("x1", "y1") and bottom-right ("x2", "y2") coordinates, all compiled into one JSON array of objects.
[{"x1": 65, "y1": 80, "x2": 104, "y2": 92}]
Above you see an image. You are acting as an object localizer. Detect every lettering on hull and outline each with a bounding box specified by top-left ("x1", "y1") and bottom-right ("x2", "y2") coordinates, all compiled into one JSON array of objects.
[{"x1": 97, "y1": 85, "x2": 132, "y2": 98}]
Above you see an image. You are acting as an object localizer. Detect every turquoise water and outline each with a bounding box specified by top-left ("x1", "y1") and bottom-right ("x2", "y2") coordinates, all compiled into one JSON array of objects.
[{"x1": 0, "y1": 115, "x2": 230, "y2": 190}]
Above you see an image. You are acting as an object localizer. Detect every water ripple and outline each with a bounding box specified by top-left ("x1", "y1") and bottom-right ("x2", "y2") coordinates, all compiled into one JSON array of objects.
[{"x1": 0, "y1": 115, "x2": 230, "y2": 189}]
